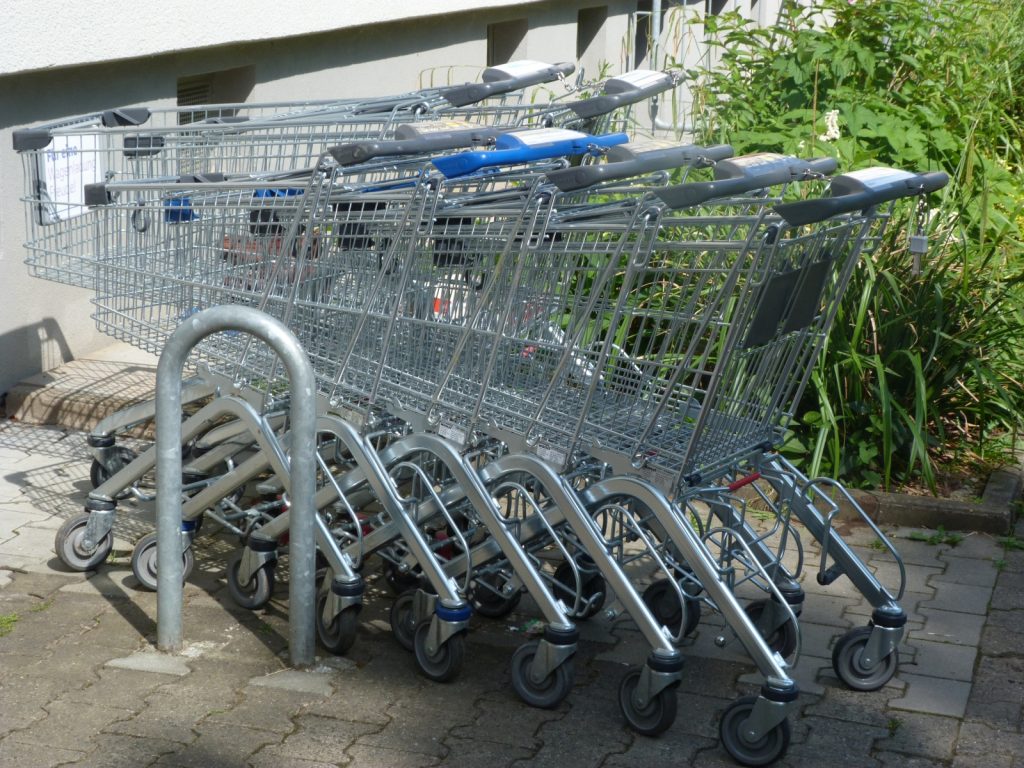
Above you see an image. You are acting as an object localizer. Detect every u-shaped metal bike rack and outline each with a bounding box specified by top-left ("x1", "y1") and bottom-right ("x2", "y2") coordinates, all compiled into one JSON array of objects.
[{"x1": 154, "y1": 305, "x2": 318, "y2": 667}]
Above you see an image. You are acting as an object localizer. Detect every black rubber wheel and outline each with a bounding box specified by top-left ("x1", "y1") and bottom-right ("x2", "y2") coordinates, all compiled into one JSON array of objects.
[
  {"x1": 618, "y1": 668, "x2": 677, "y2": 736},
  {"x1": 55, "y1": 513, "x2": 114, "y2": 572},
  {"x1": 226, "y1": 550, "x2": 275, "y2": 610},
  {"x1": 552, "y1": 560, "x2": 606, "y2": 620},
  {"x1": 718, "y1": 695, "x2": 791, "y2": 767},
  {"x1": 89, "y1": 447, "x2": 138, "y2": 491},
  {"x1": 389, "y1": 590, "x2": 418, "y2": 652},
  {"x1": 510, "y1": 640, "x2": 574, "y2": 709},
  {"x1": 744, "y1": 599, "x2": 798, "y2": 659},
  {"x1": 831, "y1": 625, "x2": 899, "y2": 691},
  {"x1": 642, "y1": 579, "x2": 702, "y2": 639},
  {"x1": 313, "y1": 568, "x2": 360, "y2": 655},
  {"x1": 316, "y1": 598, "x2": 360, "y2": 655},
  {"x1": 130, "y1": 532, "x2": 194, "y2": 591},
  {"x1": 413, "y1": 622, "x2": 465, "y2": 683},
  {"x1": 469, "y1": 573, "x2": 522, "y2": 619}
]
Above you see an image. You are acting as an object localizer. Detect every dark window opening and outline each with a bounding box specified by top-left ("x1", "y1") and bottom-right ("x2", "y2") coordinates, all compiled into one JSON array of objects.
[
  {"x1": 577, "y1": 6, "x2": 608, "y2": 60},
  {"x1": 487, "y1": 18, "x2": 529, "y2": 66},
  {"x1": 176, "y1": 65, "x2": 255, "y2": 125}
]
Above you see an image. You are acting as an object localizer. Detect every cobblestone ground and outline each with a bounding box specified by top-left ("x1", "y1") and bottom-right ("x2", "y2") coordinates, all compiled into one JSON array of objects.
[{"x1": 0, "y1": 421, "x2": 1021, "y2": 767}]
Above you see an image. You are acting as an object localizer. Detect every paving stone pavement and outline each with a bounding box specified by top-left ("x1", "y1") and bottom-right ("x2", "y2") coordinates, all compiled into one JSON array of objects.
[{"x1": 0, "y1": 420, "x2": 1021, "y2": 767}]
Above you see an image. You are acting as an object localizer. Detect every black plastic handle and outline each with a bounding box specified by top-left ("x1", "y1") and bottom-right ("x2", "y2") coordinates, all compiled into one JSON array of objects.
[
  {"x1": 774, "y1": 169, "x2": 949, "y2": 226},
  {"x1": 567, "y1": 70, "x2": 676, "y2": 119},
  {"x1": 439, "y1": 61, "x2": 576, "y2": 107},
  {"x1": 545, "y1": 143, "x2": 734, "y2": 192},
  {"x1": 14, "y1": 107, "x2": 153, "y2": 151},
  {"x1": 654, "y1": 153, "x2": 837, "y2": 209},
  {"x1": 328, "y1": 125, "x2": 505, "y2": 166},
  {"x1": 12, "y1": 129, "x2": 52, "y2": 151},
  {"x1": 101, "y1": 108, "x2": 151, "y2": 128}
]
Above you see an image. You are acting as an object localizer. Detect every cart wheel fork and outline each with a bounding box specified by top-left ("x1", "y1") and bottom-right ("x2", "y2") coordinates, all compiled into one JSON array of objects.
[
  {"x1": 320, "y1": 576, "x2": 364, "y2": 627},
  {"x1": 402, "y1": 588, "x2": 472, "y2": 657},
  {"x1": 526, "y1": 633, "x2": 577, "y2": 686},
  {"x1": 858, "y1": 622, "x2": 903, "y2": 669},
  {"x1": 629, "y1": 658, "x2": 681, "y2": 712},
  {"x1": 420, "y1": 608, "x2": 471, "y2": 657},
  {"x1": 732, "y1": 689, "x2": 795, "y2": 747},
  {"x1": 81, "y1": 504, "x2": 116, "y2": 552},
  {"x1": 236, "y1": 539, "x2": 277, "y2": 585}
]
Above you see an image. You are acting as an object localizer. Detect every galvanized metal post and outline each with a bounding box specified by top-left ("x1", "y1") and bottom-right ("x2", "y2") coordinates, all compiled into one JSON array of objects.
[{"x1": 155, "y1": 305, "x2": 317, "y2": 667}]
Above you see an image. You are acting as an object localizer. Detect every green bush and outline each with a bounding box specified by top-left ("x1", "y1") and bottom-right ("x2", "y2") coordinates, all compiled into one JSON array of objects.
[{"x1": 680, "y1": 0, "x2": 1024, "y2": 489}]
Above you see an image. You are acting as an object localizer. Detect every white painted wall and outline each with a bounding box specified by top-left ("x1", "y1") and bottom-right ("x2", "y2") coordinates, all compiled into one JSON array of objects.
[
  {"x1": 0, "y1": 1, "x2": 639, "y2": 395},
  {"x1": 2, "y1": 0, "x2": 548, "y2": 75}
]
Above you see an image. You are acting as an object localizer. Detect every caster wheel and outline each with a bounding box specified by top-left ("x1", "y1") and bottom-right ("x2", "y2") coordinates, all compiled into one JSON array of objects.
[
  {"x1": 89, "y1": 447, "x2": 138, "y2": 491},
  {"x1": 553, "y1": 560, "x2": 606, "y2": 620},
  {"x1": 831, "y1": 626, "x2": 899, "y2": 691},
  {"x1": 130, "y1": 532, "x2": 194, "y2": 591},
  {"x1": 55, "y1": 513, "x2": 114, "y2": 572},
  {"x1": 718, "y1": 695, "x2": 791, "y2": 767},
  {"x1": 642, "y1": 579, "x2": 702, "y2": 639},
  {"x1": 314, "y1": 569, "x2": 360, "y2": 655},
  {"x1": 510, "y1": 640, "x2": 574, "y2": 709},
  {"x1": 413, "y1": 621, "x2": 465, "y2": 683},
  {"x1": 618, "y1": 668, "x2": 677, "y2": 736},
  {"x1": 744, "y1": 599, "x2": 798, "y2": 658},
  {"x1": 389, "y1": 590, "x2": 418, "y2": 652},
  {"x1": 226, "y1": 550, "x2": 275, "y2": 610},
  {"x1": 469, "y1": 573, "x2": 522, "y2": 619},
  {"x1": 316, "y1": 599, "x2": 360, "y2": 655}
]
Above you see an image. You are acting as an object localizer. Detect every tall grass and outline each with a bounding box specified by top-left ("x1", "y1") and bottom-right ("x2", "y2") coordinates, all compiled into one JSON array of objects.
[{"x1": 683, "y1": 0, "x2": 1024, "y2": 489}]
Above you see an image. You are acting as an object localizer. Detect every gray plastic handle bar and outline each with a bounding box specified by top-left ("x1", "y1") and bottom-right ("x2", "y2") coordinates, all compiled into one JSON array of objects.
[
  {"x1": 545, "y1": 143, "x2": 733, "y2": 192},
  {"x1": 653, "y1": 154, "x2": 837, "y2": 210},
  {"x1": 12, "y1": 107, "x2": 152, "y2": 151},
  {"x1": 83, "y1": 172, "x2": 230, "y2": 206},
  {"x1": 567, "y1": 71, "x2": 677, "y2": 120},
  {"x1": 439, "y1": 62, "x2": 576, "y2": 107},
  {"x1": 774, "y1": 169, "x2": 949, "y2": 226},
  {"x1": 329, "y1": 125, "x2": 507, "y2": 166}
]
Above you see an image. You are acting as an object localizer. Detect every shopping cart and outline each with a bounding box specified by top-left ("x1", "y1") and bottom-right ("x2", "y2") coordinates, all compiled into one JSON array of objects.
[
  {"x1": 12, "y1": 64, "x2": 674, "y2": 292},
  {"x1": 311, "y1": 149, "x2": 945, "y2": 762},
  {"x1": 489, "y1": 160, "x2": 948, "y2": 703},
  {"x1": 52, "y1": 127, "x2": 653, "y2": 706},
  {"x1": 220, "y1": 145, "x2": 852, "y2": 754},
  {"x1": 12, "y1": 59, "x2": 575, "y2": 288}
]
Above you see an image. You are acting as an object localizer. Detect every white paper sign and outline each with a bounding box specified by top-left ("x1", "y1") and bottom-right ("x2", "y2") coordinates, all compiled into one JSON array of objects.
[{"x1": 38, "y1": 132, "x2": 105, "y2": 223}]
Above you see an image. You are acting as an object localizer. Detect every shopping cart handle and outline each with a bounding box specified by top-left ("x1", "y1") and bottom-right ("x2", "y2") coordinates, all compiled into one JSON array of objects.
[
  {"x1": 101, "y1": 108, "x2": 151, "y2": 128},
  {"x1": 713, "y1": 153, "x2": 837, "y2": 182},
  {"x1": 567, "y1": 70, "x2": 677, "y2": 120},
  {"x1": 438, "y1": 61, "x2": 576, "y2": 107},
  {"x1": 12, "y1": 128, "x2": 52, "y2": 151},
  {"x1": 774, "y1": 168, "x2": 949, "y2": 226},
  {"x1": 653, "y1": 154, "x2": 836, "y2": 209},
  {"x1": 13, "y1": 107, "x2": 153, "y2": 151},
  {"x1": 329, "y1": 126, "x2": 505, "y2": 166},
  {"x1": 545, "y1": 143, "x2": 733, "y2": 192},
  {"x1": 430, "y1": 129, "x2": 629, "y2": 178},
  {"x1": 605, "y1": 142, "x2": 733, "y2": 164}
]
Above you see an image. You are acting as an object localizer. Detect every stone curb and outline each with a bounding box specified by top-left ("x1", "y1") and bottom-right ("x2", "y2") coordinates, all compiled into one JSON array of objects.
[{"x1": 847, "y1": 462, "x2": 1022, "y2": 535}]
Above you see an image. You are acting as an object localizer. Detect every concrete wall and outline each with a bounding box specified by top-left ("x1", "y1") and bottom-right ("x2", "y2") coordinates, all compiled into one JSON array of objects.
[
  {"x1": 1, "y1": 0, "x2": 552, "y2": 76},
  {"x1": 0, "y1": 1, "x2": 636, "y2": 395}
]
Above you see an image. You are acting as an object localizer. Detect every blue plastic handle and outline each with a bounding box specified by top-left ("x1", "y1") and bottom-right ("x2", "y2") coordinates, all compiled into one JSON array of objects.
[
  {"x1": 252, "y1": 188, "x2": 305, "y2": 198},
  {"x1": 431, "y1": 130, "x2": 629, "y2": 178},
  {"x1": 164, "y1": 197, "x2": 197, "y2": 222}
]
